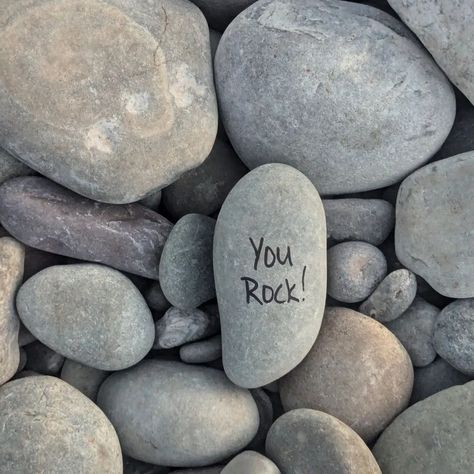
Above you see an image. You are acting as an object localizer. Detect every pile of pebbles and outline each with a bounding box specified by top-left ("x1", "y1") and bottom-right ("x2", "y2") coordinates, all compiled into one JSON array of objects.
[{"x1": 0, "y1": 0, "x2": 473, "y2": 473}]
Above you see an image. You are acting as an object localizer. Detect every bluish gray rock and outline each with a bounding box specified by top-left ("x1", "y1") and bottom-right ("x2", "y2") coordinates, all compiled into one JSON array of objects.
[
  {"x1": 222, "y1": 451, "x2": 280, "y2": 474},
  {"x1": 214, "y1": 164, "x2": 326, "y2": 388},
  {"x1": 180, "y1": 335, "x2": 222, "y2": 364},
  {"x1": 61, "y1": 359, "x2": 109, "y2": 401}
]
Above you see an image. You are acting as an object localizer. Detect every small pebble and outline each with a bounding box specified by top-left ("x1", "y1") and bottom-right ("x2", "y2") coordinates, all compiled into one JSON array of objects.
[
  {"x1": 24, "y1": 341, "x2": 65, "y2": 376},
  {"x1": 248, "y1": 388, "x2": 274, "y2": 451},
  {"x1": 61, "y1": 359, "x2": 109, "y2": 401},
  {"x1": 222, "y1": 451, "x2": 280, "y2": 474},
  {"x1": 179, "y1": 335, "x2": 222, "y2": 364}
]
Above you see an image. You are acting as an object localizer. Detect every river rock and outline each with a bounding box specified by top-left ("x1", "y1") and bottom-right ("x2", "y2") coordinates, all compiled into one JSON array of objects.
[
  {"x1": 145, "y1": 281, "x2": 172, "y2": 314},
  {"x1": 139, "y1": 189, "x2": 162, "y2": 211},
  {"x1": 97, "y1": 360, "x2": 259, "y2": 467},
  {"x1": 0, "y1": 0, "x2": 218, "y2": 204},
  {"x1": 0, "y1": 237, "x2": 24, "y2": 386},
  {"x1": 18, "y1": 323, "x2": 36, "y2": 347},
  {"x1": 323, "y1": 198, "x2": 394, "y2": 245},
  {"x1": 0, "y1": 176, "x2": 172, "y2": 279},
  {"x1": 266, "y1": 409, "x2": 381, "y2": 474},
  {"x1": 328, "y1": 241, "x2": 387, "y2": 303},
  {"x1": 359, "y1": 269, "x2": 417, "y2": 322},
  {"x1": 191, "y1": 0, "x2": 257, "y2": 31},
  {"x1": 154, "y1": 306, "x2": 220, "y2": 349},
  {"x1": 160, "y1": 214, "x2": 216, "y2": 309},
  {"x1": 214, "y1": 164, "x2": 326, "y2": 388},
  {"x1": 248, "y1": 388, "x2": 274, "y2": 451},
  {"x1": 0, "y1": 375, "x2": 122, "y2": 473},
  {"x1": 389, "y1": 0, "x2": 474, "y2": 105},
  {"x1": 215, "y1": 0, "x2": 455, "y2": 195},
  {"x1": 386, "y1": 297, "x2": 438, "y2": 367},
  {"x1": 280, "y1": 307, "x2": 413, "y2": 442},
  {"x1": 162, "y1": 139, "x2": 248, "y2": 219},
  {"x1": 24, "y1": 341, "x2": 65, "y2": 375},
  {"x1": 180, "y1": 335, "x2": 222, "y2": 363},
  {"x1": 61, "y1": 359, "x2": 109, "y2": 400},
  {"x1": 396, "y1": 152, "x2": 474, "y2": 298},
  {"x1": 0, "y1": 148, "x2": 34, "y2": 185},
  {"x1": 17, "y1": 264, "x2": 155, "y2": 370},
  {"x1": 222, "y1": 451, "x2": 280, "y2": 474},
  {"x1": 433, "y1": 299, "x2": 474, "y2": 375},
  {"x1": 373, "y1": 381, "x2": 474, "y2": 473}
]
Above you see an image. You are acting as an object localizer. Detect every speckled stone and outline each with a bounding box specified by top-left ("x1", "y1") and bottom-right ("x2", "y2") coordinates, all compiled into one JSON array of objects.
[
  {"x1": 24, "y1": 341, "x2": 65, "y2": 376},
  {"x1": 191, "y1": 0, "x2": 257, "y2": 31},
  {"x1": 222, "y1": 451, "x2": 280, "y2": 474},
  {"x1": 215, "y1": 0, "x2": 455, "y2": 195},
  {"x1": 61, "y1": 359, "x2": 109, "y2": 400},
  {"x1": 0, "y1": 176, "x2": 172, "y2": 279},
  {"x1": 0, "y1": 376, "x2": 122, "y2": 473},
  {"x1": 180, "y1": 335, "x2": 222, "y2": 364},
  {"x1": 0, "y1": 148, "x2": 34, "y2": 185},
  {"x1": 0, "y1": 0, "x2": 217, "y2": 204}
]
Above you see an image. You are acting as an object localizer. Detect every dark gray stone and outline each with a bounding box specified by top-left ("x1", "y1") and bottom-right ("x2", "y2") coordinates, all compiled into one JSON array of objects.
[
  {"x1": 139, "y1": 189, "x2": 162, "y2": 211},
  {"x1": 159, "y1": 214, "x2": 216, "y2": 310},
  {"x1": 17, "y1": 264, "x2": 155, "y2": 370},
  {"x1": 0, "y1": 176, "x2": 172, "y2": 279},
  {"x1": 180, "y1": 335, "x2": 222, "y2": 364},
  {"x1": 0, "y1": 0, "x2": 218, "y2": 204},
  {"x1": 145, "y1": 281, "x2": 171, "y2": 314},
  {"x1": 210, "y1": 30, "x2": 221, "y2": 62},
  {"x1": 328, "y1": 241, "x2": 387, "y2": 303},
  {"x1": 191, "y1": 0, "x2": 257, "y2": 31},
  {"x1": 266, "y1": 409, "x2": 381, "y2": 474},
  {"x1": 162, "y1": 139, "x2": 248, "y2": 219},
  {"x1": 0, "y1": 376, "x2": 122, "y2": 473},
  {"x1": 23, "y1": 246, "x2": 68, "y2": 281},
  {"x1": 24, "y1": 341, "x2": 65, "y2": 375},
  {"x1": 97, "y1": 360, "x2": 259, "y2": 467},
  {"x1": 323, "y1": 198, "x2": 394, "y2": 245},
  {"x1": 124, "y1": 456, "x2": 169, "y2": 474},
  {"x1": 373, "y1": 382, "x2": 474, "y2": 473},
  {"x1": 18, "y1": 322, "x2": 36, "y2": 347},
  {"x1": 0, "y1": 148, "x2": 34, "y2": 185},
  {"x1": 215, "y1": 0, "x2": 455, "y2": 195},
  {"x1": 222, "y1": 451, "x2": 280, "y2": 474},
  {"x1": 61, "y1": 359, "x2": 109, "y2": 401},
  {"x1": 17, "y1": 347, "x2": 27, "y2": 373},
  {"x1": 386, "y1": 297, "x2": 438, "y2": 367},
  {"x1": 214, "y1": 164, "x2": 326, "y2": 388},
  {"x1": 359, "y1": 269, "x2": 417, "y2": 322},
  {"x1": 280, "y1": 308, "x2": 413, "y2": 442},
  {"x1": 433, "y1": 299, "x2": 474, "y2": 375},
  {"x1": 396, "y1": 152, "x2": 474, "y2": 298}
]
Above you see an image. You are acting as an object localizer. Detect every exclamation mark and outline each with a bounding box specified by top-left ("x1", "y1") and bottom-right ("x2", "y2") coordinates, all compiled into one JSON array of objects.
[{"x1": 301, "y1": 265, "x2": 307, "y2": 301}]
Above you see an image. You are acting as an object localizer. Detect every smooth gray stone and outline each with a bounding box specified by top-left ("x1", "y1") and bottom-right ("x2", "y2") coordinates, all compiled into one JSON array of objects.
[
  {"x1": 154, "y1": 306, "x2": 220, "y2": 349},
  {"x1": 139, "y1": 189, "x2": 162, "y2": 211},
  {"x1": 248, "y1": 388, "x2": 274, "y2": 451},
  {"x1": 0, "y1": 0, "x2": 217, "y2": 204},
  {"x1": 214, "y1": 164, "x2": 326, "y2": 388},
  {"x1": 411, "y1": 358, "x2": 471, "y2": 404},
  {"x1": 266, "y1": 409, "x2": 381, "y2": 474},
  {"x1": 124, "y1": 456, "x2": 169, "y2": 474},
  {"x1": 396, "y1": 152, "x2": 474, "y2": 298},
  {"x1": 180, "y1": 335, "x2": 222, "y2": 363},
  {"x1": 97, "y1": 360, "x2": 259, "y2": 467},
  {"x1": 328, "y1": 241, "x2": 387, "y2": 303},
  {"x1": 0, "y1": 147, "x2": 34, "y2": 185},
  {"x1": 0, "y1": 376, "x2": 122, "y2": 473},
  {"x1": 17, "y1": 264, "x2": 155, "y2": 370},
  {"x1": 359, "y1": 269, "x2": 417, "y2": 322},
  {"x1": 222, "y1": 451, "x2": 280, "y2": 474},
  {"x1": 145, "y1": 281, "x2": 171, "y2": 314},
  {"x1": 433, "y1": 299, "x2": 474, "y2": 375},
  {"x1": 160, "y1": 214, "x2": 216, "y2": 310},
  {"x1": 373, "y1": 382, "x2": 474, "y2": 473},
  {"x1": 280, "y1": 308, "x2": 413, "y2": 443},
  {"x1": 61, "y1": 359, "x2": 109, "y2": 401},
  {"x1": 162, "y1": 139, "x2": 248, "y2": 219},
  {"x1": 191, "y1": 0, "x2": 257, "y2": 31},
  {"x1": 386, "y1": 297, "x2": 438, "y2": 367},
  {"x1": 0, "y1": 176, "x2": 172, "y2": 279},
  {"x1": 323, "y1": 198, "x2": 394, "y2": 245},
  {"x1": 388, "y1": 0, "x2": 474, "y2": 105},
  {"x1": 0, "y1": 237, "x2": 24, "y2": 386},
  {"x1": 24, "y1": 341, "x2": 65, "y2": 375},
  {"x1": 215, "y1": 0, "x2": 455, "y2": 195}
]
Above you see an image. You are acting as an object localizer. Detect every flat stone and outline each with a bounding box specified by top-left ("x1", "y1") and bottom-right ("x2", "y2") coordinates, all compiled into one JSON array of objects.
[
  {"x1": 388, "y1": 0, "x2": 474, "y2": 105},
  {"x1": 24, "y1": 341, "x2": 65, "y2": 375},
  {"x1": 222, "y1": 451, "x2": 280, "y2": 474},
  {"x1": 17, "y1": 264, "x2": 155, "y2": 370},
  {"x1": 162, "y1": 139, "x2": 248, "y2": 219},
  {"x1": 180, "y1": 335, "x2": 222, "y2": 364},
  {"x1": 61, "y1": 359, "x2": 109, "y2": 401},
  {"x1": 0, "y1": 176, "x2": 172, "y2": 279},
  {"x1": 373, "y1": 382, "x2": 474, "y2": 473},
  {"x1": 266, "y1": 409, "x2": 381, "y2": 473},
  {"x1": 386, "y1": 297, "x2": 438, "y2": 367},
  {"x1": 359, "y1": 269, "x2": 417, "y2": 322},
  {"x1": 97, "y1": 360, "x2": 259, "y2": 467},
  {"x1": 0, "y1": 0, "x2": 217, "y2": 204},
  {"x1": 159, "y1": 214, "x2": 216, "y2": 309},
  {"x1": 433, "y1": 298, "x2": 474, "y2": 375},
  {"x1": 215, "y1": 0, "x2": 455, "y2": 195},
  {"x1": 214, "y1": 164, "x2": 326, "y2": 388},
  {"x1": 280, "y1": 307, "x2": 413, "y2": 442},
  {"x1": 328, "y1": 241, "x2": 387, "y2": 303},
  {"x1": 0, "y1": 147, "x2": 34, "y2": 185},
  {"x1": 395, "y1": 152, "x2": 474, "y2": 298},
  {"x1": 0, "y1": 237, "x2": 24, "y2": 386},
  {"x1": 323, "y1": 198, "x2": 394, "y2": 245},
  {"x1": 0, "y1": 376, "x2": 122, "y2": 473}
]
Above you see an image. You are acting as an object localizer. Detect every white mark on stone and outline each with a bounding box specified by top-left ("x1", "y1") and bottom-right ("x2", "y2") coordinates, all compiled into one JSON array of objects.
[
  {"x1": 169, "y1": 63, "x2": 207, "y2": 108},
  {"x1": 84, "y1": 118, "x2": 120, "y2": 154},
  {"x1": 123, "y1": 92, "x2": 150, "y2": 115}
]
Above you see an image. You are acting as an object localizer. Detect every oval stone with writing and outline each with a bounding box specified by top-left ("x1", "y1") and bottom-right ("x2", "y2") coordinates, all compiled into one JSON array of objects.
[{"x1": 214, "y1": 164, "x2": 326, "y2": 388}]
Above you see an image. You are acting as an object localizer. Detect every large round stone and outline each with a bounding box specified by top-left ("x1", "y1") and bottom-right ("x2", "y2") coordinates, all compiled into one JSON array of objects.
[
  {"x1": 97, "y1": 360, "x2": 259, "y2": 467},
  {"x1": 214, "y1": 164, "x2": 326, "y2": 388},
  {"x1": 16, "y1": 264, "x2": 154, "y2": 370},
  {"x1": 0, "y1": 0, "x2": 217, "y2": 203},
  {"x1": 0, "y1": 376, "x2": 122, "y2": 473},
  {"x1": 215, "y1": 0, "x2": 455, "y2": 195}
]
